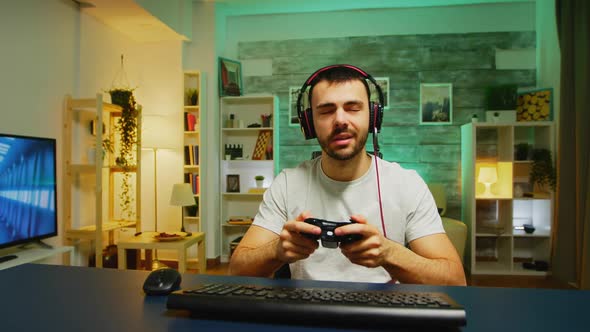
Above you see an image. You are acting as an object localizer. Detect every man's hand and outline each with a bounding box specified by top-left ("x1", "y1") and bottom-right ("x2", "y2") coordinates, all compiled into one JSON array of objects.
[
  {"x1": 336, "y1": 214, "x2": 395, "y2": 268},
  {"x1": 275, "y1": 211, "x2": 321, "y2": 263}
]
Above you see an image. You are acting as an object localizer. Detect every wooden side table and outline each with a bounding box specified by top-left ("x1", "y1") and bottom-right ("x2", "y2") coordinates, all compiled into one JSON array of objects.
[{"x1": 117, "y1": 232, "x2": 206, "y2": 273}]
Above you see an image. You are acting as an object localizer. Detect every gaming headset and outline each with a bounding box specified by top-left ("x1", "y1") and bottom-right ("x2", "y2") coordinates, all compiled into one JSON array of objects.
[
  {"x1": 296, "y1": 64, "x2": 384, "y2": 140},
  {"x1": 296, "y1": 64, "x2": 388, "y2": 238}
]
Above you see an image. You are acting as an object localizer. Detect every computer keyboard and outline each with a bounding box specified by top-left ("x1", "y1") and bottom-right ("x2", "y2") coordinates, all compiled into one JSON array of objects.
[{"x1": 167, "y1": 282, "x2": 466, "y2": 329}]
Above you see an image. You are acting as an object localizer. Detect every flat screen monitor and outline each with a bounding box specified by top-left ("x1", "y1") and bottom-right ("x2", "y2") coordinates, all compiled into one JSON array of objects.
[{"x1": 0, "y1": 133, "x2": 57, "y2": 250}]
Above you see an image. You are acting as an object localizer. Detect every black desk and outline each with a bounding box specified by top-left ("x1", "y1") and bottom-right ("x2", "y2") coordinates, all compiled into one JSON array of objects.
[{"x1": 1, "y1": 264, "x2": 588, "y2": 331}]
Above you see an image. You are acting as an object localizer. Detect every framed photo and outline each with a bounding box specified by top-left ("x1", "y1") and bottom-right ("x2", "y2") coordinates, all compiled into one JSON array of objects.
[
  {"x1": 288, "y1": 86, "x2": 302, "y2": 127},
  {"x1": 516, "y1": 88, "x2": 553, "y2": 121},
  {"x1": 218, "y1": 57, "x2": 243, "y2": 97},
  {"x1": 420, "y1": 83, "x2": 453, "y2": 125},
  {"x1": 372, "y1": 77, "x2": 390, "y2": 109},
  {"x1": 226, "y1": 174, "x2": 240, "y2": 193}
]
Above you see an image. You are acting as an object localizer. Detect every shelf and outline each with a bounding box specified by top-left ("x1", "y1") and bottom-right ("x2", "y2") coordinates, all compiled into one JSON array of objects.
[
  {"x1": 462, "y1": 122, "x2": 554, "y2": 276},
  {"x1": 473, "y1": 261, "x2": 512, "y2": 274},
  {"x1": 183, "y1": 70, "x2": 205, "y2": 245},
  {"x1": 512, "y1": 228, "x2": 551, "y2": 237},
  {"x1": 475, "y1": 197, "x2": 513, "y2": 201},
  {"x1": 66, "y1": 221, "x2": 137, "y2": 239},
  {"x1": 222, "y1": 224, "x2": 252, "y2": 228},
  {"x1": 69, "y1": 98, "x2": 122, "y2": 113},
  {"x1": 223, "y1": 193, "x2": 264, "y2": 197},
  {"x1": 511, "y1": 263, "x2": 550, "y2": 276},
  {"x1": 220, "y1": 94, "x2": 278, "y2": 262},
  {"x1": 475, "y1": 233, "x2": 511, "y2": 237},
  {"x1": 184, "y1": 217, "x2": 200, "y2": 223},
  {"x1": 69, "y1": 164, "x2": 138, "y2": 173},
  {"x1": 222, "y1": 127, "x2": 273, "y2": 132},
  {"x1": 68, "y1": 164, "x2": 98, "y2": 174}
]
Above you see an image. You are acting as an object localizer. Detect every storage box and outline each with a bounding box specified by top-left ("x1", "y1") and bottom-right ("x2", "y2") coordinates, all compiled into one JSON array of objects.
[{"x1": 486, "y1": 110, "x2": 516, "y2": 123}]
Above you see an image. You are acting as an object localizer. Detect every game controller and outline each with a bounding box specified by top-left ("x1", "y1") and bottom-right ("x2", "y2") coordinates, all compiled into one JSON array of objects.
[{"x1": 302, "y1": 218, "x2": 362, "y2": 248}]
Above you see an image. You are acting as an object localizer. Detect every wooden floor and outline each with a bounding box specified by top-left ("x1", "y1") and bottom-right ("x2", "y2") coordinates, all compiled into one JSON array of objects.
[{"x1": 193, "y1": 263, "x2": 576, "y2": 289}]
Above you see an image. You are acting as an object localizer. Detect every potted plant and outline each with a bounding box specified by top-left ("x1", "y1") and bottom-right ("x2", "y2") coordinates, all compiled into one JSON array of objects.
[
  {"x1": 185, "y1": 88, "x2": 198, "y2": 106},
  {"x1": 255, "y1": 175, "x2": 264, "y2": 188},
  {"x1": 514, "y1": 143, "x2": 531, "y2": 161},
  {"x1": 529, "y1": 148, "x2": 556, "y2": 194},
  {"x1": 108, "y1": 87, "x2": 140, "y2": 219}
]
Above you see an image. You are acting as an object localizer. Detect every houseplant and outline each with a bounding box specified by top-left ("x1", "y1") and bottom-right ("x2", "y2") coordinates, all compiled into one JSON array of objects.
[
  {"x1": 255, "y1": 175, "x2": 264, "y2": 188},
  {"x1": 108, "y1": 87, "x2": 140, "y2": 219},
  {"x1": 185, "y1": 88, "x2": 198, "y2": 106},
  {"x1": 529, "y1": 148, "x2": 556, "y2": 194},
  {"x1": 514, "y1": 143, "x2": 531, "y2": 161}
]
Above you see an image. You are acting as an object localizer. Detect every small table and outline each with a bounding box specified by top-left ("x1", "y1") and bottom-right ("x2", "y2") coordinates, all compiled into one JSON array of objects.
[{"x1": 117, "y1": 232, "x2": 206, "y2": 274}]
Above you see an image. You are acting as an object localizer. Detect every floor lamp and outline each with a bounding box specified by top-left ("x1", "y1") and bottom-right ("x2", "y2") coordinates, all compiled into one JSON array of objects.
[
  {"x1": 142, "y1": 115, "x2": 175, "y2": 271},
  {"x1": 169, "y1": 183, "x2": 196, "y2": 236}
]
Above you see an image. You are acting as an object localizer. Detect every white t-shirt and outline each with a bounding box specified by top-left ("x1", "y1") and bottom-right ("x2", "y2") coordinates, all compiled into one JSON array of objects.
[{"x1": 252, "y1": 154, "x2": 444, "y2": 283}]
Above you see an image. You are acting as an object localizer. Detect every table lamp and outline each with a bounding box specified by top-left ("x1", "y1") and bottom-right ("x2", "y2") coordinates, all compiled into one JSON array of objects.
[
  {"x1": 170, "y1": 183, "x2": 196, "y2": 236},
  {"x1": 478, "y1": 166, "x2": 498, "y2": 197}
]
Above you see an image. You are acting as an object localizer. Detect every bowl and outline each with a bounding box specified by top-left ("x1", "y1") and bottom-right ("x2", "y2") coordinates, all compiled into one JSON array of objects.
[{"x1": 523, "y1": 224, "x2": 536, "y2": 234}]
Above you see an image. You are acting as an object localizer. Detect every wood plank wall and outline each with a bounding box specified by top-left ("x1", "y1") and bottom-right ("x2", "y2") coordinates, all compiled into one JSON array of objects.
[{"x1": 238, "y1": 31, "x2": 535, "y2": 219}]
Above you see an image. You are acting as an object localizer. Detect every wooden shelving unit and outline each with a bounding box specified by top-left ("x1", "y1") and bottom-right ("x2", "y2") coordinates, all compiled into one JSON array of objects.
[
  {"x1": 63, "y1": 94, "x2": 141, "y2": 268},
  {"x1": 461, "y1": 121, "x2": 554, "y2": 276}
]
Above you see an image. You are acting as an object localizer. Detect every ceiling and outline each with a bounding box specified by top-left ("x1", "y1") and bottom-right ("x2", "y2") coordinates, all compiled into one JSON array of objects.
[
  {"x1": 76, "y1": 0, "x2": 183, "y2": 43},
  {"x1": 76, "y1": 0, "x2": 533, "y2": 42}
]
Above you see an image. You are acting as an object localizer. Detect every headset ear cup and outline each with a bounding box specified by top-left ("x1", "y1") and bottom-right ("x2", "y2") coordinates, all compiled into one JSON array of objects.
[{"x1": 301, "y1": 108, "x2": 316, "y2": 139}]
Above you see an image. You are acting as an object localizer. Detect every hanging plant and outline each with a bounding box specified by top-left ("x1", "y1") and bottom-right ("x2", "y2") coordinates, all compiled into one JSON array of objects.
[
  {"x1": 107, "y1": 87, "x2": 139, "y2": 219},
  {"x1": 529, "y1": 148, "x2": 556, "y2": 192}
]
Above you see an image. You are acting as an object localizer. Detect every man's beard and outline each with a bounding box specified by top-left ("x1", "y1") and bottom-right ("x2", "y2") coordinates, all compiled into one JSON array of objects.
[{"x1": 318, "y1": 127, "x2": 369, "y2": 161}]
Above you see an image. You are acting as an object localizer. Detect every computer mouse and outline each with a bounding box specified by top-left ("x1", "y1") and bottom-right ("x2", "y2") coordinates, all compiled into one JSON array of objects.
[{"x1": 143, "y1": 268, "x2": 182, "y2": 296}]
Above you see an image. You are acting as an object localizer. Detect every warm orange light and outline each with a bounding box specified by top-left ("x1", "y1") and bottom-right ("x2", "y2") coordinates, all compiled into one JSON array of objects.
[
  {"x1": 476, "y1": 162, "x2": 513, "y2": 199},
  {"x1": 478, "y1": 166, "x2": 498, "y2": 197}
]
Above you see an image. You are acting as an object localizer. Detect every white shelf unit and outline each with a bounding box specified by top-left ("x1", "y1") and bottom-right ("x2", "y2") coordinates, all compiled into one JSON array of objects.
[
  {"x1": 63, "y1": 94, "x2": 141, "y2": 268},
  {"x1": 461, "y1": 121, "x2": 554, "y2": 276},
  {"x1": 219, "y1": 95, "x2": 279, "y2": 262},
  {"x1": 183, "y1": 71, "x2": 205, "y2": 233}
]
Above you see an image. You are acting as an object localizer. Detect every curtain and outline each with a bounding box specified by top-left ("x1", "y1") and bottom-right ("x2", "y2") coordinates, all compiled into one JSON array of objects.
[{"x1": 553, "y1": 0, "x2": 590, "y2": 289}]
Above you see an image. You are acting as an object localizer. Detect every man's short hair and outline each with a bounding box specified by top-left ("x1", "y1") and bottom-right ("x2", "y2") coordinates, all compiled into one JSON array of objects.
[{"x1": 307, "y1": 66, "x2": 372, "y2": 108}]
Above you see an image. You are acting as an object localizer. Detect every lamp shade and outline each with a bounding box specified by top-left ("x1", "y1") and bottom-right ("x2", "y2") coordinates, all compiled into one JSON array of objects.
[
  {"x1": 478, "y1": 166, "x2": 498, "y2": 184},
  {"x1": 170, "y1": 183, "x2": 196, "y2": 206}
]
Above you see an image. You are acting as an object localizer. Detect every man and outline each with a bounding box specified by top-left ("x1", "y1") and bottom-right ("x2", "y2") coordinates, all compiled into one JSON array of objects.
[{"x1": 229, "y1": 65, "x2": 466, "y2": 285}]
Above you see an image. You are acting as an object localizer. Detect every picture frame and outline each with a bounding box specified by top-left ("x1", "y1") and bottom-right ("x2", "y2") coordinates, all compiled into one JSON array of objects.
[
  {"x1": 288, "y1": 86, "x2": 302, "y2": 127},
  {"x1": 218, "y1": 57, "x2": 243, "y2": 97},
  {"x1": 516, "y1": 88, "x2": 553, "y2": 122},
  {"x1": 372, "y1": 77, "x2": 390, "y2": 109},
  {"x1": 420, "y1": 83, "x2": 453, "y2": 125},
  {"x1": 226, "y1": 174, "x2": 240, "y2": 193}
]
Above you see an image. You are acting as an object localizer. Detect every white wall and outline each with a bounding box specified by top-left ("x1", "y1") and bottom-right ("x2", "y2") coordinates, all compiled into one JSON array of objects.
[
  {"x1": 183, "y1": 1, "x2": 221, "y2": 259},
  {"x1": 0, "y1": 0, "x2": 79, "y2": 261},
  {"x1": 77, "y1": 10, "x2": 185, "y2": 262}
]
